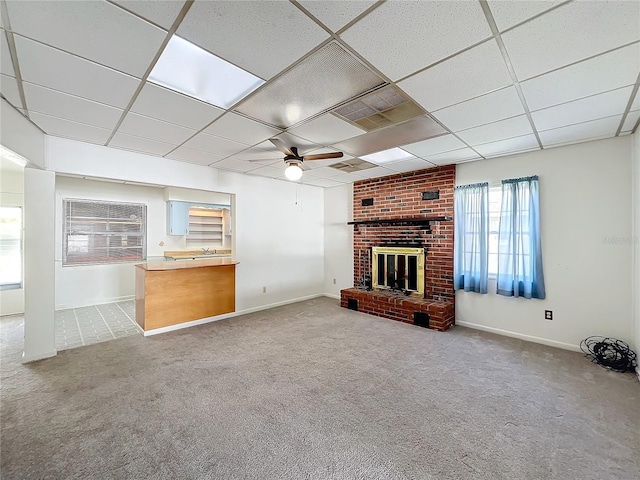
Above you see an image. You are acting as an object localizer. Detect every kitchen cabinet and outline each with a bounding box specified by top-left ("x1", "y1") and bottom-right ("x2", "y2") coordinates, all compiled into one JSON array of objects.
[
  {"x1": 166, "y1": 201, "x2": 190, "y2": 235},
  {"x1": 166, "y1": 201, "x2": 231, "y2": 241}
]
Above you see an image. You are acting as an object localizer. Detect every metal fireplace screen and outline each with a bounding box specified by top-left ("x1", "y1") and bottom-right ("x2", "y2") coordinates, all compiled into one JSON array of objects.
[{"x1": 371, "y1": 246, "x2": 424, "y2": 297}]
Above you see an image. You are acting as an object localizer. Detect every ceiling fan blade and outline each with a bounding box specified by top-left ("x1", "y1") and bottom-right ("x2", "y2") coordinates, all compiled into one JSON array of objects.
[
  {"x1": 299, "y1": 162, "x2": 311, "y2": 171},
  {"x1": 269, "y1": 138, "x2": 293, "y2": 156},
  {"x1": 303, "y1": 152, "x2": 344, "y2": 161}
]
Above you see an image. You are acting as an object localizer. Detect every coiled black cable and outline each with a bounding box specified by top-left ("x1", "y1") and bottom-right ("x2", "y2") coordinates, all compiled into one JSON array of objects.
[{"x1": 580, "y1": 336, "x2": 637, "y2": 373}]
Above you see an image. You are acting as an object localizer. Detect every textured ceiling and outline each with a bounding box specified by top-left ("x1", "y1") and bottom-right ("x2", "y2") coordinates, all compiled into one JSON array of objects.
[{"x1": 1, "y1": 0, "x2": 638, "y2": 187}]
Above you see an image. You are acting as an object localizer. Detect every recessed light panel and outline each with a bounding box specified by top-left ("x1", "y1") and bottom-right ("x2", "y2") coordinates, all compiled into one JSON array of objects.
[
  {"x1": 361, "y1": 148, "x2": 414, "y2": 164},
  {"x1": 149, "y1": 35, "x2": 264, "y2": 109}
]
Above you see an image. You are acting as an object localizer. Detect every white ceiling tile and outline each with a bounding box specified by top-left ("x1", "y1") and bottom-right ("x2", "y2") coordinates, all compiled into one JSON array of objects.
[
  {"x1": 456, "y1": 115, "x2": 533, "y2": 146},
  {"x1": 383, "y1": 158, "x2": 438, "y2": 173},
  {"x1": 621, "y1": 110, "x2": 639, "y2": 132},
  {"x1": 531, "y1": 86, "x2": 633, "y2": 132},
  {"x1": 247, "y1": 164, "x2": 286, "y2": 179},
  {"x1": 402, "y1": 134, "x2": 467, "y2": 158},
  {"x1": 1, "y1": 33, "x2": 14, "y2": 77},
  {"x1": 520, "y1": 43, "x2": 640, "y2": 111},
  {"x1": 287, "y1": 113, "x2": 365, "y2": 145},
  {"x1": 473, "y1": 134, "x2": 540, "y2": 157},
  {"x1": 29, "y1": 112, "x2": 112, "y2": 145},
  {"x1": 131, "y1": 82, "x2": 224, "y2": 131},
  {"x1": 298, "y1": 0, "x2": 377, "y2": 32},
  {"x1": 0, "y1": 74, "x2": 21, "y2": 108},
  {"x1": 425, "y1": 148, "x2": 482, "y2": 165},
  {"x1": 183, "y1": 132, "x2": 249, "y2": 158},
  {"x1": 501, "y1": 0, "x2": 640, "y2": 80},
  {"x1": 349, "y1": 166, "x2": 396, "y2": 180},
  {"x1": 273, "y1": 133, "x2": 323, "y2": 155},
  {"x1": 204, "y1": 113, "x2": 282, "y2": 146},
  {"x1": 302, "y1": 178, "x2": 344, "y2": 188},
  {"x1": 538, "y1": 115, "x2": 622, "y2": 147},
  {"x1": 165, "y1": 146, "x2": 225, "y2": 166},
  {"x1": 398, "y1": 40, "x2": 513, "y2": 111},
  {"x1": 210, "y1": 156, "x2": 264, "y2": 173},
  {"x1": 298, "y1": 166, "x2": 344, "y2": 179},
  {"x1": 340, "y1": 0, "x2": 492, "y2": 81},
  {"x1": 15, "y1": 35, "x2": 140, "y2": 109},
  {"x1": 178, "y1": 1, "x2": 329, "y2": 79},
  {"x1": 118, "y1": 112, "x2": 196, "y2": 145},
  {"x1": 111, "y1": 0, "x2": 186, "y2": 30},
  {"x1": 6, "y1": 0, "x2": 166, "y2": 78},
  {"x1": 109, "y1": 132, "x2": 175, "y2": 156},
  {"x1": 228, "y1": 147, "x2": 282, "y2": 164},
  {"x1": 23, "y1": 82, "x2": 123, "y2": 130},
  {"x1": 487, "y1": 0, "x2": 566, "y2": 31},
  {"x1": 433, "y1": 87, "x2": 525, "y2": 132}
]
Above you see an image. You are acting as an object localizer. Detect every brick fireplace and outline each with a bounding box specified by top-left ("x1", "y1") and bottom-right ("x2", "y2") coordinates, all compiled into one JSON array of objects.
[{"x1": 340, "y1": 165, "x2": 455, "y2": 331}]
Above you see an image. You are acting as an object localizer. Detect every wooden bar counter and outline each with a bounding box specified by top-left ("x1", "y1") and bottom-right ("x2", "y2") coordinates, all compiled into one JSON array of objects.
[{"x1": 134, "y1": 258, "x2": 239, "y2": 332}]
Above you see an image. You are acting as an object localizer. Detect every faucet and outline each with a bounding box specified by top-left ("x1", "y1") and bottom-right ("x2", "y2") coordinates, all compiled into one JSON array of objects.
[{"x1": 202, "y1": 247, "x2": 210, "y2": 255}]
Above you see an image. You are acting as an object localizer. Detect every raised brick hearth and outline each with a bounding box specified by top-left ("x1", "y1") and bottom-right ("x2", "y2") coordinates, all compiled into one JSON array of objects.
[
  {"x1": 340, "y1": 288, "x2": 455, "y2": 331},
  {"x1": 341, "y1": 165, "x2": 456, "y2": 331}
]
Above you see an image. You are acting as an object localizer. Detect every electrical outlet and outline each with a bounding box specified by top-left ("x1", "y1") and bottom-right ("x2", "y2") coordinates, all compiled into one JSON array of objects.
[
  {"x1": 262, "y1": 286, "x2": 266, "y2": 293},
  {"x1": 545, "y1": 310, "x2": 553, "y2": 320},
  {"x1": 333, "y1": 278, "x2": 336, "y2": 284}
]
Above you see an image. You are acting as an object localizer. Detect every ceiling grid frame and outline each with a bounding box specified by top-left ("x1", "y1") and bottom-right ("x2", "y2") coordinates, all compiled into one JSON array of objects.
[
  {"x1": 1, "y1": 1, "x2": 28, "y2": 113},
  {"x1": 615, "y1": 71, "x2": 640, "y2": 135}
]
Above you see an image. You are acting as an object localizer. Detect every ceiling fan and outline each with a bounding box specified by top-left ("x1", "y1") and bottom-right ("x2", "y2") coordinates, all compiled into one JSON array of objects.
[{"x1": 252, "y1": 138, "x2": 343, "y2": 181}]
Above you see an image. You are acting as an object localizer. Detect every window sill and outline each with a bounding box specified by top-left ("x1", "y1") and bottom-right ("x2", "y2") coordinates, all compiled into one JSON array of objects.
[{"x1": 0, "y1": 283, "x2": 22, "y2": 291}]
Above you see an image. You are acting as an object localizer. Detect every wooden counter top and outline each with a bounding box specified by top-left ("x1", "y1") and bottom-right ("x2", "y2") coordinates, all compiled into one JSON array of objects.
[
  {"x1": 164, "y1": 249, "x2": 232, "y2": 259},
  {"x1": 135, "y1": 258, "x2": 239, "y2": 271}
]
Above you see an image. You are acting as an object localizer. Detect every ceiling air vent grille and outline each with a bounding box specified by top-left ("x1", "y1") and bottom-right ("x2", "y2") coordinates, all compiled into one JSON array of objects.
[
  {"x1": 329, "y1": 158, "x2": 377, "y2": 173},
  {"x1": 333, "y1": 86, "x2": 425, "y2": 132}
]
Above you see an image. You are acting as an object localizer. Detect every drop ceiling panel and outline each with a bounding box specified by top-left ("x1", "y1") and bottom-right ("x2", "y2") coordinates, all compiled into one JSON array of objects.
[
  {"x1": 210, "y1": 157, "x2": 263, "y2": 173},
  {"x1": 298, "y1": 0, "x2": 377, "y2": 32},
  {"x1": 349, "y1": 166, "x2": 395, "y2": 180},
  {"x1": 520, "y1": 43, "x2": 640, "y2": 111},
  {"x1": 433, "y1": 87, "x2": 525, "y2": 132},
  {"x1": 182, "y1": 132, "x2": 248, "y2": 158},
  {"x1": 204, "y1": 113, "x2": 282, "y2": 146},
  {"x1": 303, "y1": 178, "x2": 344, "y2": 188},
  {"x1": 15, "y1": 35, "x2": 140, "y2": 108},
  {"x1": 487, "y1": 0, "x2": 566, "y2": 31},
  {"x1": 340, "y1": 0, "x2": 492, "y2": 81},
  {"x1": 398, "y1": 40, "x2": 513, "y2": 112},
  {"x1": 538, "y1": 115, "x2": 622, "y2": 147},
  {"x1": 6, "y1": 0, "x2": 166, "y2": 78},
  {"x1": 622, "y1": 110, "x2": 639, "y2": 132},
  {"x1": 501, "y1": 0, "x2": 640, "y2": 80},
  {"x1": 246, "y1": 164, "x2": 285, "y2": 179},
  {"x1": 111, "y1": 0, "x2": 185, "y2": 30},
  {"x1": 165, "y1": 146, "x2": 224, "y2": 166},
  {"x1": 298, "y1": 166, "x2": 344, "y2": 179},
  {"x1": 29, "y1": 112, "x2": 112, "y2": 145},
  {"x1": 0, "y1": 74, "x2": 21, "y2": 108},
  {"x1": 23, "y1": 82, "x2": 123, "y2": 130},
  {"x1": 1, "y1": 33, "x2": 14, "y2": 77},
  {"x1": 333, "y1": 116, "x2": 448, "y2": 157},
  {"x1": 425, "y1": 148, "x2": 482, "y2": 165},
  {"x1": 227, "y1": 147, "x2": 282, "y2": 164},
  {"x1": 401, "y1": 134, "x2": 467, "y2": 158},
  {"x1": 118, "y1": 112, "x2": 196, "y2": 145},
  {"x1": 288, "y1": 113, "x2": 365, "y2": 145},
  {"x1": 177, "y1": 0, "x2": 329, "y2": 79},
  {"x1": 110, "y1": 132, "x2": 175, "y2": 156},
  {"x1": 473, "y1": 134, "x2": 540, "y2": 157},
  {"x1": 383, "y1": 158, "x2": 438, "y2": 173},
  {"x1": 131, "y1": 83, "x2": 224, "y2": 131},
  {"x1": 531, "y1": 86, "x2": 633, "y2": 132},
  {"x1": 456, "y1": 115, "x2": 533, "y2": 146},
  {"x1": 235, "y1": 42, "x2": 385, "y2": 128},
  {"x1": 273, "y1": 133, "x2": 322, "y2": 155}
]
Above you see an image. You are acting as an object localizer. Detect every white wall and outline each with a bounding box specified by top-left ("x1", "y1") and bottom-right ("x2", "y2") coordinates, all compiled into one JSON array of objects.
[
  {"x1": 47, "y1": 137, "x2": 325, "y2": 313},
  {"x1": 323, "y1": 183, "x2": 353, "y2": 298},
  {"x1": 456, "y1": 136, "x2": 634, "y2": 351},
  {"x1": 1, "y1": 99, "x2": 45, "y2": 169},
  {"x1": 0, "y1": 169, "x2": 24, "y2": 315},
  {"x1": 632, "y1": 132, "x2": 640, "y2": 359}
]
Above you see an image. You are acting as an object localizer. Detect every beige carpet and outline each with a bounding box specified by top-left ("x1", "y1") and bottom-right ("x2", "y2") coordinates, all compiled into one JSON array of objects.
[{"x1": 1, "y1": 297, "x2": 638, "y2": 479}]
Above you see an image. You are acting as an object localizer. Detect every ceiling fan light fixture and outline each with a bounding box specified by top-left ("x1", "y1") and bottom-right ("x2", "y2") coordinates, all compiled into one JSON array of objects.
[{"x1": 284, "y1": 162, "x2": 303, "y2": 181}]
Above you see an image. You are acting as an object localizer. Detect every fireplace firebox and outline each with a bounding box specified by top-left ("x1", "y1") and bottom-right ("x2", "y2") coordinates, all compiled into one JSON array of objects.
[{"x1": 371, "y1": 246, "x2": 425, "y2": 297}]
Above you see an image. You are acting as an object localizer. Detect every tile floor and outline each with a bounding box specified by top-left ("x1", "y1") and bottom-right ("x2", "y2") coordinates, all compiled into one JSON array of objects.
[{"x1": 55, "y1": 300, "x2": 141, "y2": 351}]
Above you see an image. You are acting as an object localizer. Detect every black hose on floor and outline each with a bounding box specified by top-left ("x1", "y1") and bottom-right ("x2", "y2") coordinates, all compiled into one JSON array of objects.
[{"x1": 580, "y1": 336, "x2": 637, "y2": 373}]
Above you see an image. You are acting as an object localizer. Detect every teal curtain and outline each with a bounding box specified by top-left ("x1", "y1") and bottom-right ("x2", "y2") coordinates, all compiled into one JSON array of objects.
[
  {"x1": 497, "y1": 176, "x2": 545, "y2": 299},
  {"x1": 454, "y1": 182, "x2": 489, "y2": 294}
]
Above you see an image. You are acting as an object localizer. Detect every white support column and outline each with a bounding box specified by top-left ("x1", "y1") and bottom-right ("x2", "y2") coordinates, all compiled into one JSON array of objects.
[{"x1": 22, "y1": 167, "x2": 56, "y2": 363}]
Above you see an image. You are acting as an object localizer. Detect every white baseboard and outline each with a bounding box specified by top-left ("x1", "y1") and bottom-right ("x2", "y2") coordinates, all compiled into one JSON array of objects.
[
  {"x1": 323, "y1": 293, "x2": 340, "y2": 300},
  {"x1": 455, "y1": 320, "x2": 581, "y2": 352},
  {"x1": 144, "y1": 293, "x2": 325, "y2": 336},
  {"x1": 56, "y1": 295, "x2": 135, "y2": 310},
  {"x1": 22, "y1": 349, "x2": 57, "y2": 363}
]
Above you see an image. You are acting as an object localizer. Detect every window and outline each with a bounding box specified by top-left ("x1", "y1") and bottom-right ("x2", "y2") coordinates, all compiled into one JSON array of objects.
[
  {"x1": 488, "y1": 186, "x2": 502, "y2": 276},
  {"x1": 63, "y1": 200, "x2": 146, "y2": 266},
  {"x1": 0, "y1": 206, "x2": 22, "y2": 290}
]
